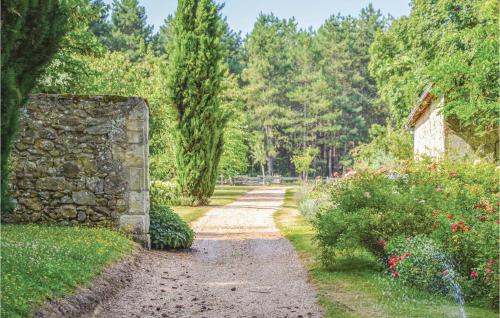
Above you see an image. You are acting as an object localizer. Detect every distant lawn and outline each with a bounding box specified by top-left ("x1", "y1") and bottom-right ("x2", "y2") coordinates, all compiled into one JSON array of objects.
[
  {"x1": 1, "y1": 224, "x2": 137, "y2": 317},
  {"x1": 172, "y1": 185, "x2": 255, "y2": 223},
  {"x1": 274, "y1": 188, "x2": 498, "y2": 318}
]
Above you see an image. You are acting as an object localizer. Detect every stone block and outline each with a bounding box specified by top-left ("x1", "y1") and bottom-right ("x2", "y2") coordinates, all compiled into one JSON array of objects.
[
  {"x1": 123, "y1": 144, "x2": 145, "y2": 167},
  {"x1": 128, "y1": 167, "x2": 146, "y2": 191},
  {"x1": 127, "y1": 129, "x2": 144, "y2": 144},
  {"x1": 57, "y1": 205, "x2": 77, "y2": 218},
  {"x1": 62, "y1": 161, "x2": 80, "y2": 177},
  {"x1": 35, "y1": 177, "x2": 70, "y2": 191},
  {"x1": 119, "y1": 214, "x2": 149, "y2": 234},
  {"x1": 86, "y1": 176, "x2": 104, "y2": 194},
  {"x1": 126, "y1": 119, "x2": 144, "y2": 132},
  {"x1": 72, "y1": 191, "x2": 97, "y2": 205},
  {"x1": 128, "y1": 191, "x2": 148, "y2": 215}
]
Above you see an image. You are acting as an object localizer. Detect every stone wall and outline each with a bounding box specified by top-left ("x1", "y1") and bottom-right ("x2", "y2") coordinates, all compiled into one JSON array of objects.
[{"x1": 6, "y1": 94, "x2": 150, "y2": 246}]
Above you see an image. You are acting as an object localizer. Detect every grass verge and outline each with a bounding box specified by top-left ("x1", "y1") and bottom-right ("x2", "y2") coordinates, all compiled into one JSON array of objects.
[
  {"x1": 1, "y1": 224, "x2": 137, "y2": 317},
  {"x1": 172, "y1": 185, "x2": 255, "y2": 223},
  {"x1": 274, "y1": 188, "x2": 497, "y2": 318}
]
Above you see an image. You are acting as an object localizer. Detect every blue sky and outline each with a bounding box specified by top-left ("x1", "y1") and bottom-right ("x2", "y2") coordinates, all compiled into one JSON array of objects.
[{"x1": 104, "y1": 0, "x2": 411, "y2": 35}]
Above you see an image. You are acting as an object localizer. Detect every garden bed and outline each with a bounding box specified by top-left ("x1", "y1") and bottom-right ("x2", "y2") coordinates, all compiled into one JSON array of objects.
[{"x1": 275, "y1": 188, "x2": 498, "y2": 318}]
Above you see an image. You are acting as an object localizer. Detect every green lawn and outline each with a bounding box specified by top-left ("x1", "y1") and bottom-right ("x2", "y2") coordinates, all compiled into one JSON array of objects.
[
  {"x1": 274, "y1": 188, "x2": 498, "y2": 318},
  {"x1": 172, "y1": 185, "x2": 255, "y2": 223},
  {"x1": 1, "y1": 224, "x2": 137, "y2": 318}
]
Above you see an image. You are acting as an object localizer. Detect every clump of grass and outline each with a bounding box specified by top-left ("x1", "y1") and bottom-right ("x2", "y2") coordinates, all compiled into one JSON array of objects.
[{"x1": 1, "y1": 224, "x2": 137, "y2": 317}]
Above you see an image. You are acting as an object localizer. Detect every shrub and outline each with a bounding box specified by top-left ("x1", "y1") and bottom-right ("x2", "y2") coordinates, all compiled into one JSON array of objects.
[
  {"x1": 314, "y1": 159, "x2": 499, "y2": 307},
  {"x1": 150, "y1": 180, "x2": 181, "y2": 206},
  {"x1": 386, "y1": 236, "x2": 461, "y2": 295},
  {"x1": 149, "y1": 204, "x2": 194, "y2": 250},
  {"x1": 297, "y1": 185, "x2": 332, "y2": 220}
]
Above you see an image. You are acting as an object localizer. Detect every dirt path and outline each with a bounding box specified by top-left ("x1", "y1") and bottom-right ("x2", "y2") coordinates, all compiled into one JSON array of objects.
[{"x1": 95, "y1": 188, "x2": 323, "y2": 317}]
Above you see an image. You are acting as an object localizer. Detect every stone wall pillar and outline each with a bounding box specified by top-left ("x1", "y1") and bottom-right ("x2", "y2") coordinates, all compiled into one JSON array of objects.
[{"x1": 115, "y1": 102, "x2": 150, "y2": 246}]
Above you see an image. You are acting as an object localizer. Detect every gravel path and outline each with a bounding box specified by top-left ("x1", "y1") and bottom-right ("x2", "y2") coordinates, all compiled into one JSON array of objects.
[{"x1": 95, "y1": 187, "x2": 323, "y2": 318}]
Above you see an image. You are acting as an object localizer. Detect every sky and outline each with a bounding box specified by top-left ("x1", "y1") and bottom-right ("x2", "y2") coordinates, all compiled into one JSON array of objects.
[{"x1": 104, "y1": 0, "x2": 411, "y2": 35}]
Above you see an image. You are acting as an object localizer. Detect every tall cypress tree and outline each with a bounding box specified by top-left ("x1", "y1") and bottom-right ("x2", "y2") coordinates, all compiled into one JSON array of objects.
[
  {"x1": 167, "y1": 0, "x2": 226, "y2": 205},
  {"x1": 1, "y1": 0, "x2": 69, "y2": 210}
]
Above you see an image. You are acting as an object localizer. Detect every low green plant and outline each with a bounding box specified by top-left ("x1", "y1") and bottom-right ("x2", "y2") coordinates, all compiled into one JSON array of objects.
[{"x1": 149, "y1": 204, "x2": 194, "y2": 249}]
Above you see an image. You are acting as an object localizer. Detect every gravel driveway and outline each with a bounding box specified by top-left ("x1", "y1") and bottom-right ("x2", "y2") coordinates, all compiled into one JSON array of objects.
[{"x1": 95, "y1": 187, "x2": 323, "y2": 318}]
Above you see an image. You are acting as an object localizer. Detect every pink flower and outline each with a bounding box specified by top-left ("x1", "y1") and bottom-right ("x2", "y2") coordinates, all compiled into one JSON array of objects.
[
  {"x1": 333, "y1": 171, "x2": 340, "y2": 177},
  {"x1": 393, "y1": 271, "x2": 399, "y2": 279},
  {"x1": 447, "y1": 215, "x2": 454, "y2": 220},
  {"x1": 470, "y1": 271, "x2": 478, "y2": 279},
  {"x1": 442, "y1": 270, "x2": 449, "y2": 276},
  {"x1": 378, "y1": 239, "x2": 386, "y2": 247},
  {"x1": 486, "y1": 268, "x2": 493, "y2": 274},
  {"x1": 449, "y1": 172, "x2": 459, "y2": 177}
]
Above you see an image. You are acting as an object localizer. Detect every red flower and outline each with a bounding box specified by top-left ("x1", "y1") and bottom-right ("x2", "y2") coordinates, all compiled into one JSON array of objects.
[
  {"x1": 388, "y1": 255, "x2": 399, "y2": 270},
  {"x1": 449, "y1": 172, "x2": 459, "y2": 177},
  {"x1": 486, "y1": 268, "x2": 493, "y2": 274},
  {"x1": 333, "y1": 171, "x2": 340, "y2": 177},
  {"x1": 486, "y1": 260, "x2": 494, "y2": 267},
  {"x1": 447, "y1": 215, "x2": 454, "y2": 220},
  {"x1": 496, "y1": 220, "x2": 500, "y2": 224},
  {"x1": 405, "y1": 253, "x2": 411, "y2": 257},
  {"x1": 470, "y1": 271, "x2": 478, "y2": 279},
  {"x1": 432, "y1": 223, "x2": 438, "y2": 229},
  {"x1": 393, "y1": 271, "x2": 399, "y2": 279},
  {"x1": 451, "y1": 221, "x2": 468, "y2": 232},
  {"x1": 479, "y1": 215, "x2": 487, "y2": 222},
  {"x1": 378, "y1": 239, "x2": 386, "y2": 247}
]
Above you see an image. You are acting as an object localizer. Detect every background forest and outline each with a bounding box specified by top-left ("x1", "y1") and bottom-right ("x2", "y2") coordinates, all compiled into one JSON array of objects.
[{"x1": 32, "y1": 0, "x2": 498, "y2": 181}]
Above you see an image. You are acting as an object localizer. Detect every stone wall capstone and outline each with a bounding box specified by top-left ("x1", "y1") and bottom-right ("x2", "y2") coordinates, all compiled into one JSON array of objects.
[{"x1": 6, "y1": 94, "x2": 150, "y2": 246}]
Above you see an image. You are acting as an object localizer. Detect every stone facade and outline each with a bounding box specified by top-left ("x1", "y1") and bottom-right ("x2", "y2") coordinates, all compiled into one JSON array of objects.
[
  {"x1": 412, "y1": 97, "x2": 446, "y2": 158},
  {"x1": 407, "y1": 87, "x2": 499, "y2": 162},
  {"x1": 6, "y1": 94, "x2": 150, "y2": 246}
]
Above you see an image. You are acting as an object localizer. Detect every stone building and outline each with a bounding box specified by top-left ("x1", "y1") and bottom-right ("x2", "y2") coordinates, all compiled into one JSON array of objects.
[
  {"x1": 407, "y1": 86, "x2": 499, "y2": 161},
  {"x1": 6, "y1": 94, "x2": 151, "y2": 246}
]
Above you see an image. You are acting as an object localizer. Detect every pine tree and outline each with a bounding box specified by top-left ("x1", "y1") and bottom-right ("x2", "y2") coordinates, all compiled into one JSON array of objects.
[
  {"x1": 166, "y1": 0, "x2": 226, "y2": 205},
  {"x1": 109, "y1": 0, "x2": 153, "y2": 60},
  {"x1": 243, "y1": 14, "x2": 297, "y2": 175},
  {"x1": 1, "y1": 0, "x2": 69, "y2": 210},
  {"x1": 89, "y1": 0, "x2": 112, "y2": 45}
]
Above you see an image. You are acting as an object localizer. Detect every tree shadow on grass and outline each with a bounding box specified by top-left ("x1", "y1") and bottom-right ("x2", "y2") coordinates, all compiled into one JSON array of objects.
[{"x1": 325, "y1": 250, "x2": 382, "y2": 273}]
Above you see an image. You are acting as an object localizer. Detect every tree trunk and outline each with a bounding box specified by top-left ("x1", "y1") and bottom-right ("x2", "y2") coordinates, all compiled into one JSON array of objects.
[
  {"x1": 328, "y1": 147, "x2": 333, "y2": 176},
  {"x1": 260, "y1": 163, "x2": 265, "y2": 185},
  {"x1": 267, "y1": 157, "x2": 273, "y2": 176}
]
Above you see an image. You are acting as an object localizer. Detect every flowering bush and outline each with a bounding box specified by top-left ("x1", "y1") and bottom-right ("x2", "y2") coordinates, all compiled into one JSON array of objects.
[
  {"x1": 387, "y1": 236, "x2": 461, "y2": 295},
  {"x1": 313, "y1": 159, "x2": 499, "y2": 307},
  {"x1": 150, "y1": 180, "x2": 181, "y2": 206}
]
